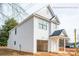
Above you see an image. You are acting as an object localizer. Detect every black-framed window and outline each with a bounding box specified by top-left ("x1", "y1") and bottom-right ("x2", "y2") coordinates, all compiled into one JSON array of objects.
[
  {"x1": 39, "y1": 20, "x2": 47, "y2": 30},
  {"x1": 39, "y1": 23, "x2": 43, "y2": 29},
  {"x1": 15, "y1": 28, "x2": 17, "y2": 35},
  {"x1": 43, "y1": 24, "x2": 47, "y2": 30},
  {"x1": 14, "y1": 41, "x2": 16, "y2": 45}
]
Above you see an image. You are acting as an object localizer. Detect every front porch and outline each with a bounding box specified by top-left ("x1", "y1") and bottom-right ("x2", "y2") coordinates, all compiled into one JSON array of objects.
[
  {"x1": 48, "y1": 29, "x2": 69, "y2": 53},
  {"x1": 49, "y1": 36, "x2": 68, "y2": 53}
]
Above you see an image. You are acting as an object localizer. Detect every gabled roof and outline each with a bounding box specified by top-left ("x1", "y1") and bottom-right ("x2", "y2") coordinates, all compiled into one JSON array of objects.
[
  {"x1": 51, "y1": 29, "x2": 64, "y2": 36},
  {"x1": 51, "y1": 16, "x2": 60, "y2": 25},
  {"x1": 9, "y1": 4, "x2": 60, "y2": 32},
  {"x1": 33, "y1": 5, "x2": 60, "y2": 25},
  {"x1": 50, "y1": 29, "x2": 69, "y2": 39}
]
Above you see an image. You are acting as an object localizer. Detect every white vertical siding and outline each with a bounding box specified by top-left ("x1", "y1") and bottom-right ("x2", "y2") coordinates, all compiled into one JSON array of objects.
[
  {"x1": 35, "y1": 7, "x2": 52, "y2": 19},
  {"x1": 8, "y1": 6, "x2": 59, "y2": 53},
  {"x1": 49, "y1": 39, "x2": 59, "y2": 52},
  {"x1": 8, "y1": 30, "x2": 16, "y2": 49},
  {"x1": 33, "y1": 17, "x2": 49, "y2": 53},
  {"x1": 34, "y1": 17, "x2": 49, "y2": 40},
  {"x1": 33, "y1": 17, "x2": 59, "y2": 53},
  {"x1": 8, "y1": 17, "x2": 34, "y2": 53},
  {"x1": 51, "y1": 23, "x2": 57, "y2": 34}
]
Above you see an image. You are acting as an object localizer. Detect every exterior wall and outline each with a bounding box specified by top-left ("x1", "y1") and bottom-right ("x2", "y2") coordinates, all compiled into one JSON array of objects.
[
  {"x1": 8, "y1": 30, "x2": 16, "y2": 49},
  {"x1": 35, "y1": 6, "x2": 58, "y2": 36},
  {"x1": 48, "y1": 39, "x2": 59, "y2": 52},
  {"x1": 34, "y1": 17, "x2": 49, "y2": 40},
  {"x1": 8, "y1": 17, "x2": 34, "y2": 53},
  {"x1": 33, "y1": 17, "x2": 58, "y2": 40},
  {"x1": 33, "y1": 17, "x2": 49, "y2": 53},
  {"x1": 50, "y1": 22, "x2": 58, "y2": 35},
  {"x1": 35, "y1": 7, "x2": 52, "y2": 20},
  {"x1": 33, "y1": 16, "x2": 59, "y2": 53},
  {"x1": 49, "y1": 22, "x2": 58, "y2": 36},
  {"x1": 8, "y1": 6, "x2": 59, "y2": 53}
]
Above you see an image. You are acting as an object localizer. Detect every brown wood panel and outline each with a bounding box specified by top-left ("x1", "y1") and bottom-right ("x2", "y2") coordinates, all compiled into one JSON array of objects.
[{"x1": 37, "y1": 40, "x2": 48, "y2": 52}]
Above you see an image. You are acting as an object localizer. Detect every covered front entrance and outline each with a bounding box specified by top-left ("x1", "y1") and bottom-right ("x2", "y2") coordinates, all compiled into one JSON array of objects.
[
  {"x1": 37, "y1": 40, "x2": 48, "y2": 52},
  {"x1": 49, "y1": 35, "x2": 68, "y2": 53},
  {"x1": 49, "y1": 29, "x2": 69, "y2": 53},
  {"x1": 59, "y1": 39, "x2": 65, "y2": 51}
]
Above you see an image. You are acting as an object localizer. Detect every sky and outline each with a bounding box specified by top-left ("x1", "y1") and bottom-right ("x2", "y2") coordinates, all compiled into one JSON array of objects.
[
  {"x1": 52, "y1": 4, "x2": 79, "y2": 43},
  {"x1": 18, "y1": 3, "x2": 79, "y2": 43},
  {"x1": 0, "y1": 3, "x2": 79, "y2": 43}
]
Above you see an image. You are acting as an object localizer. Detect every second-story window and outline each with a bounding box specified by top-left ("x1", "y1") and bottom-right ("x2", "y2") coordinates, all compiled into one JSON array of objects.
[
  {"x1": 39, "y1": 23, "x2": 43, "y2": 29},
  {"x1": 39, "y1": 20, "x2": 47, "y2": 30}
]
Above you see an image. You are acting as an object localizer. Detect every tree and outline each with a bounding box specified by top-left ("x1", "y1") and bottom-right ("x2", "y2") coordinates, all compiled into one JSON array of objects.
[{"x1": 0, "y1": 18, "x2": 18, "y2": 46}]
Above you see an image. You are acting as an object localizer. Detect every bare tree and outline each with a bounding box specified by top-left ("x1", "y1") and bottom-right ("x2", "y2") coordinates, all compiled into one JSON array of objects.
[{"x1": 0, "y1": 3, "x2": 28, "y2": 23}]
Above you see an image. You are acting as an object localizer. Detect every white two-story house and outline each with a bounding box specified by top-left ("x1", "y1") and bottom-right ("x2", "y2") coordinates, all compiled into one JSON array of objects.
[{"x1": 8, "y1": 5, "x2": 68, "y2": 53}]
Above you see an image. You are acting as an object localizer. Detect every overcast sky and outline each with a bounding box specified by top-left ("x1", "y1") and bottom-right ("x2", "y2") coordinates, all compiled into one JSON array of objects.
[
  {"x1": 52, "y1": 4, "x2": 79, "y2": 43},
  {"x1": 21, "y1": 3, "x2": 79, "y2": 43},
  {"x1": 0, "y1": 3, "x2": 79, "y2": 43}
]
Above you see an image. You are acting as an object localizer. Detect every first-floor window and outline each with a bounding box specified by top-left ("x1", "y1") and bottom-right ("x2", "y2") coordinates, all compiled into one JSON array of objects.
[
  {"x1": 15, "y1": 28, "x2": 17, "y2": 35},
  {"x1": 14, "y1": 41, "x2": 16, "y2": 45}
]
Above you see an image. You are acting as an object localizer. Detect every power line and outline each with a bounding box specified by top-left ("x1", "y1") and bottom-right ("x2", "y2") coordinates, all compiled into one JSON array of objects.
[{"x1": 53, "y1": 7, "x2": 79, "y2": 8}]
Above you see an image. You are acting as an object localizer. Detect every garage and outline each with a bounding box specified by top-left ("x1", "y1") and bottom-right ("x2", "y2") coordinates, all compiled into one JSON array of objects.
[{"x1": 37, "y1": 40, "x2": 48, "y2": 52}]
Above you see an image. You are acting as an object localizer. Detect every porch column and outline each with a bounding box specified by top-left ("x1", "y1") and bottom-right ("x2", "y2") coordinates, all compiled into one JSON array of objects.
[
  {"x1": 64, "y1": 39, "x2": 66, "y2": 52},
  {"x1": 48, "y1": 38, "x2": 51, "y2": 52},
  {"x1": 57, "y1": 38, "x2": 59, "y2": 52}
]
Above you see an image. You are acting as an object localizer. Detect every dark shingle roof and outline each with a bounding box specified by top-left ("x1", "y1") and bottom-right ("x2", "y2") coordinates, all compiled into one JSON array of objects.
[{"x1": 51, "y1": 29, "x2": 64, "y2": 36}]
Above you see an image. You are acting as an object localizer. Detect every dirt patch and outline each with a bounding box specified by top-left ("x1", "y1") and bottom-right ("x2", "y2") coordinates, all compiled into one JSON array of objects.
[
  {"x1": 0, "y1": 47, "x2": 79, "y2": 56},
  {"x1": 0, "y1": 47, "x2": 33, "y2": 56}
]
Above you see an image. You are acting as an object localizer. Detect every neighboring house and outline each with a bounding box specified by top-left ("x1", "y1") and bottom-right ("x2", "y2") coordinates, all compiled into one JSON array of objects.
[
  {"x1": 67, "y1": 42, "x2": 79, "y2": 48},
  {"x1": 8, "y1": 5, "x2": 69, "y2": 53}
]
